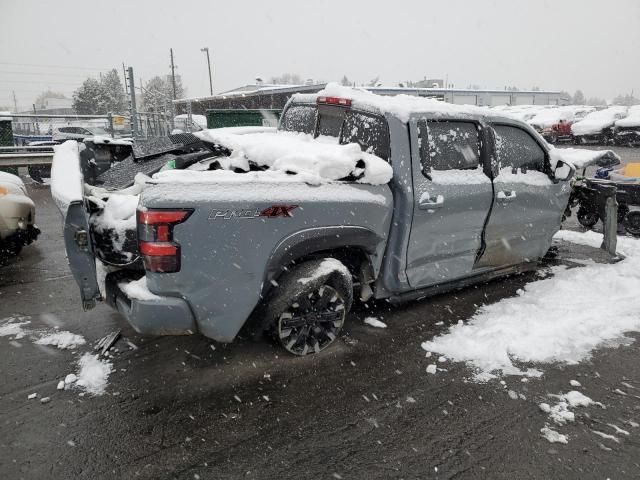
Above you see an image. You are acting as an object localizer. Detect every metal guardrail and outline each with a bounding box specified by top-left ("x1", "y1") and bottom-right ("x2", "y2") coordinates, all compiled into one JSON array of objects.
[{"x1": 0, "y1": 153, "x2": 53, "y2": 167}]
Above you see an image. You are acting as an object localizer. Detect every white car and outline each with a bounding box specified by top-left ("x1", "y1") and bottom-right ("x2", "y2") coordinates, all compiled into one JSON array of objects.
[
  {"x1": 52, "y1": 126, "x2": 111, "y2": 143},
  {"x1": 0, "y1": 171, "x2": 40, "y2": 258}
]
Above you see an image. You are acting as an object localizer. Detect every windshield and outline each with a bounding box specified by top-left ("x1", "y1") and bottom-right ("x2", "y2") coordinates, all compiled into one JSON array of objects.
[{"x1": 87, "y1": 127, "x2": 108, "y2": 135}]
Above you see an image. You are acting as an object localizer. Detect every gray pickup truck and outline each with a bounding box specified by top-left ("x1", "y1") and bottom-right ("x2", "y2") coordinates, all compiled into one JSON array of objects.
[{"x1": 53, "y1": 86, "x2": 577, "y2": 355}]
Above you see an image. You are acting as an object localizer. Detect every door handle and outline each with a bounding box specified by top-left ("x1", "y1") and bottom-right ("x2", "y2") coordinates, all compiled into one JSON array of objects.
[
  {"x1": 497, "y1": 190, "x2": 517, "y2": 203},
  {"x1": 419, "y1": 194, "x2": 444, "y2": 210}
]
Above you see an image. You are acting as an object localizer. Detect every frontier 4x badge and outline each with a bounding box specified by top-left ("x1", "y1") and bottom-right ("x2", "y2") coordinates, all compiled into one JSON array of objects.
[{"x1": 209, "y1": 205, "x2": 299, "y2": 220}]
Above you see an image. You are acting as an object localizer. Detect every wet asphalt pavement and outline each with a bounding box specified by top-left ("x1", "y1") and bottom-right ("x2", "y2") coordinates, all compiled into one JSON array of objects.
[{"x1": 2, "y1": 147, "x2": 640, "y2": 479}]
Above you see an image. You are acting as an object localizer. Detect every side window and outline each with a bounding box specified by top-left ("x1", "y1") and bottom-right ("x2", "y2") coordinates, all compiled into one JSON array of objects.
[
  {"x1": 279, "y1": 105, "x2": 316, "y2": 134},
  {"x1": 493, "y1": 125, "x2": 545, "y2": 172},
  {"x1": 418, "y1": 120, "x2": 480, "y2": 173}
]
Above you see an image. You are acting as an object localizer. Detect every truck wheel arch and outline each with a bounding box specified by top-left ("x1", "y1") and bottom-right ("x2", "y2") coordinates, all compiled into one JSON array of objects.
[{"x1": 261, "y1": 226, "x2": 382, "y2": 300}]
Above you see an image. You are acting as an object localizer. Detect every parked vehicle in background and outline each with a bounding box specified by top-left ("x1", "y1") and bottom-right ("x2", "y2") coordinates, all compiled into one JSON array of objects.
[
  {"x1": 172, "y1": 114, "x2": 207, "y2": 133},
  {"x1": 0, "y1": 171, "x2": 40, "y2": 259},
  {"x1": 52, "y1": 125, "x2": 111, "y2": 142},
  {"x1": 51, "y1": 84, "x2": 592, "y2": 355},
  {"x1": 571, "y1": 106, "x2": 628, "y2": 145},
  {"x1": 614, "y1": 105, "x2": 640, "y2": 146}
]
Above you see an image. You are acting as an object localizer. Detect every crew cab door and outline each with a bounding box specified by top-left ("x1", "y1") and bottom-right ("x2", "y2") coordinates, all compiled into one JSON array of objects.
[
  {"x1": 476, "y1": 124, "x2": 570, "y2": 267},
  {"x1": 405, "y1": 119, "x2": 493, "y2": 288}
]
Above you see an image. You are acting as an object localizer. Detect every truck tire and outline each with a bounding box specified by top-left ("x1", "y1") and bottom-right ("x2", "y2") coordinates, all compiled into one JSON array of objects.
[
  {"x1": 264, "y1": 258, "x2": 353, "y2": 356},
  {"x1": 577, "y1": 206, "x2": 599, "y2": 229}
]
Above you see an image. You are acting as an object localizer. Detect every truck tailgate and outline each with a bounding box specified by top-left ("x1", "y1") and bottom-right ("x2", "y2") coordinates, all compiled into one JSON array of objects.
[{"x1": 51, "y1": 141, "x2": 101, "y2": 309}]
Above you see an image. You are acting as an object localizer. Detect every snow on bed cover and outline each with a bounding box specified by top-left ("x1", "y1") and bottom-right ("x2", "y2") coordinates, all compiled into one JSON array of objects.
[
  {"x1": 421, "y1": 230, "x2": 640, "y2": 381},
  {"x1": 549, "y1": 147, "x2": 620, "y2": 170},
  {"x1": 119, "y1": 276, "x2": 161, "y2": 301},
  {"x1": 571, "y1": 106, "x2": 628, "y2": 135},
  {"x1": 615, "y1": 105, "x2": 640, "y2": 128},
  {"x1": 51, "y1": 140, "x2": 83, "y2": 212},
  {"x1": 193, "y1": 129, "x2": 392, "y2": 185}
]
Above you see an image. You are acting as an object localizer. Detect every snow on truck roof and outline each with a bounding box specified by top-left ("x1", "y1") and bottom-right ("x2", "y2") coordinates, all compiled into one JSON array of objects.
[{"x1": 292, "y1": 83, "x2": 497, "y2": 123}]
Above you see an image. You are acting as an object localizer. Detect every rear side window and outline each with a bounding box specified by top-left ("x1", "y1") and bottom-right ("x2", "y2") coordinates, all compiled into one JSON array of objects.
[
  {"x1": 418, "y1": 120, "x2": 480, "y2": 172},
  {"x1": 279, "y1": 105, "x2": 316, "y2": 134},
  {"x1": 341, "y1": 111, "x2": 390, "y2": 160},
  {"x1": 493, "y1": 125, "x2": 545, "y2": 172}
]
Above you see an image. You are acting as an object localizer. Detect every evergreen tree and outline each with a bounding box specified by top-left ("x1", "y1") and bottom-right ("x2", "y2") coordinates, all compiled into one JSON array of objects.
[
  {"x1": 572, "y1": 90, "x2": 586, "y2": 105},
  {"x1": 100, "y1": 69, "x2": 126, "y2": 113},
  {"x1": 72, "y1": 78, "x2": 106, "y2": 114}
]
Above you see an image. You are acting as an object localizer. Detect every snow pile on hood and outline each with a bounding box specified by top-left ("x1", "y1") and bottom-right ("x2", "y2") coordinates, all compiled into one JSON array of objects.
[
  {"x1": 304, "y1": 83, "x2": 491, "y2": 123},
  {"x1": 615, "y1": 105, "x2": 640, "y2": 128},
  {"x1": 193, "y1": 130, "x2": 392, "y2": 185},
  {"x1": 549, "y1": 147, "x2": 620, "y2": 170},
  {"x1": 51, "y1": 140, "x2": 84, "y2": 213},
  {"x1": 527, "y1": 107, "x2": 576, "y2": 129},
  {"x1": 75, "y1": 352, "x2": 112, "y2": 395},
  {"x1": 571, "y1": 106, "x2": 628, "y2": 135},
  {"x1": 421, "y1": 230, "x2": 640, "y2": 380}
]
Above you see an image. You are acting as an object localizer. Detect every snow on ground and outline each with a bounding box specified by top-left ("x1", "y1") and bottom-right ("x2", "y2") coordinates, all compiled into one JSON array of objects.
[
  {"x1": 364, "y1": 317, "x2": 387, "y2": 328},
  {"x1": 0, "y1": 317, "x2": 30, "y2": 339},
  {"x1": 74, "y1": 353, "x2": 113, "y2": 396},
  {"x1": 421, "y1": 230, "x2": 640, "y2": 381},
  {"x1": 541, "y1": 426, "x2": 568, "y2": 444},
  {"x1": 35, "y1": 331, "x2": 86, "y2": 350}
]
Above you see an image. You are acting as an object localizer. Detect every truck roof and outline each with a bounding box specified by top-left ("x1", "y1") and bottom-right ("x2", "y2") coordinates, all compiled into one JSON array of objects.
[{"x1": 291, "y1": 83, "x2": 512, "y2": 123}]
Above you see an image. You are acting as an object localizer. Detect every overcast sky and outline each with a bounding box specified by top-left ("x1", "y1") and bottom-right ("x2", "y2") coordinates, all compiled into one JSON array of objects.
[{"x1": 1, "y1": 0, "x2": 639, "y2": 110}]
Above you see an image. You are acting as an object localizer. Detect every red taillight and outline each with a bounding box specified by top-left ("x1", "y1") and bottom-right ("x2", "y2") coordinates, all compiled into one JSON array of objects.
[
  {"x1": 138, "y1": 210, "x2": 192, "y2": 225},
  {"x1": 139, "y1": 242, "x2": 178, "y2": 256},
  {"x1": 317, "y1": 96, "x2": 352, "y2": 106},
  {"x1": 137, "y1": 208, "x2": 193, "y2": 273}
]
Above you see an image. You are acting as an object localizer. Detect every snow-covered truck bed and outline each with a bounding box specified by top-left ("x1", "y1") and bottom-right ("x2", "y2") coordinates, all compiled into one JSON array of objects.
[{"x1": 52, "y1": 84, "x2": 616, "y2": 355}]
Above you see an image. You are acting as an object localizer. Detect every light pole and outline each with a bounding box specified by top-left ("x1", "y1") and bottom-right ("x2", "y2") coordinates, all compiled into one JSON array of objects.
[{"x1": 201, "y1": 47, "x2": 213, "y2": 96}]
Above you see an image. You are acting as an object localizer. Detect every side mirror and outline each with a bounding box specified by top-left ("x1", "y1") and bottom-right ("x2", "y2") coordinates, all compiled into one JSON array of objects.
[{"x1": 554, "y1": 160, "x2": 575, "y2": 182}]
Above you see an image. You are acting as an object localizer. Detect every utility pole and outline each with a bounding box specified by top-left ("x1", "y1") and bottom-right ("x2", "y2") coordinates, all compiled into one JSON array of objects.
[
  {"x1": 12, "y1": 91, "x2": 18, "y2": 112},
  {"x1": 170, "y1": 48, "x2": 177, "y2": 100},
  {"x1": 201, "y1": 47, "x2": 213, "y2": 96},
  {"x1": 126, "y1": 66, "x2": 139, "y2": 138},
  {"x1": 122, "y1": 63, "x2": 129, "y2": 95}
]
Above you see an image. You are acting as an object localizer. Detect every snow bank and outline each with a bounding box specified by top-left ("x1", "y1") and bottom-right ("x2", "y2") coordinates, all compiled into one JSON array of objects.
[
  {"x1": 35, "y1": 331, "x2": 86, "y2": 350},
  {"x1": 571, "y1": 106, "x2": 628, "y2": 136},
  {"x1": 421, "y1": 230, "x2": 640, "y2": 379},
  {"x1": 193, "y1": 130, "x2": 392, "y2": 185},
  {"x1": 51, "y1": 140, "x2": 83, "y2": 213},
  {"x1": 75, "y1": 353, "x2": 112, "y2": 395},
  {"x1": 615, "y1": 105, "x2": 640, "y2": 128},
  {"x1": 119, "y1": 276, "x2": 161, "y2": 301},
  {"x1": 549, "y1": 147, "x2": 620, "y2": 170}
]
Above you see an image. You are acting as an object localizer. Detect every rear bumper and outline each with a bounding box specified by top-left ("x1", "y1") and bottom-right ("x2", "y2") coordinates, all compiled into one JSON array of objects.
[{"x1": 105, "y1": 274, "x2": 197, "y2": 336}]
